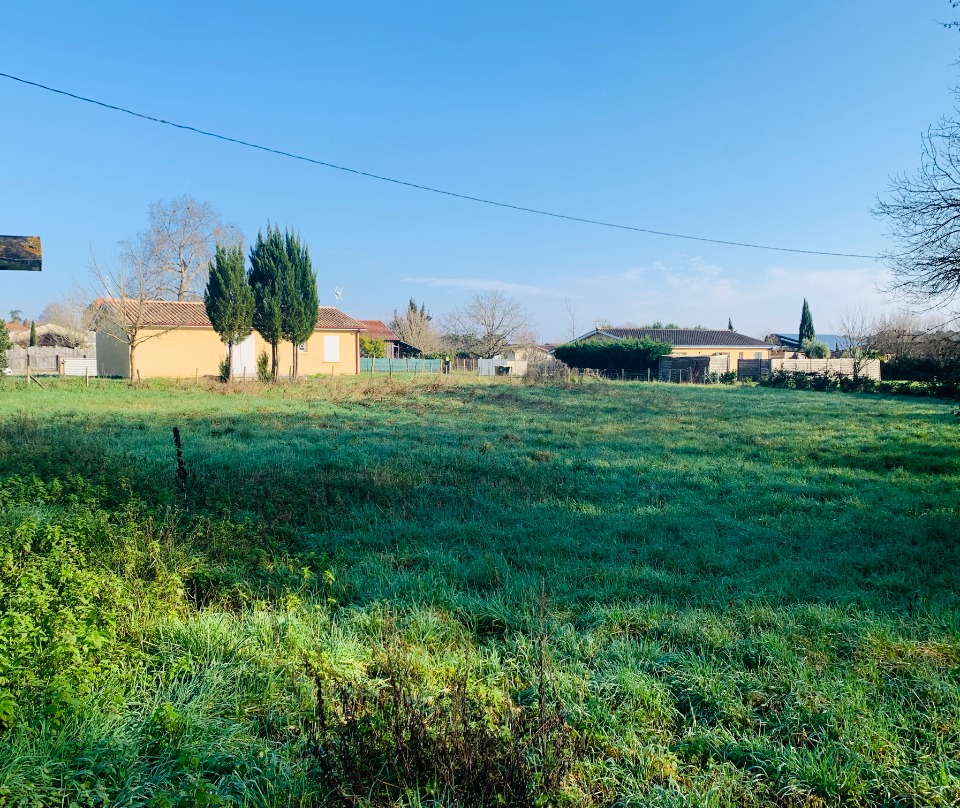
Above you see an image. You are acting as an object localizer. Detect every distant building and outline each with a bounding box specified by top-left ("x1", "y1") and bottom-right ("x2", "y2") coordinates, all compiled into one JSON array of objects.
[
  {"x1": 566, "y1": 327, "x2": 775, "y2": 362},
  {"x1": 357, "y1": 320, "x2": 421, "y2": 358},
  {"x1": 767, "y1": 333, "x2": 846, "y2": 353}
]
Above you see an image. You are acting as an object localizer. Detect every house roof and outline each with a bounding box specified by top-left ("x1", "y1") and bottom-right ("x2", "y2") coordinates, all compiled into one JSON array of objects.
[
  {"x1": 94, "y1": 299, "x2": 366, "y2": 331},
  {"x1": 357, "y1": 320, "x2": 398, "y2": 341},
  {"x1": 771, "y1": 333, "x2": 846, "y2": 352},
  {"x1": 574, "y1": 327, "x2": 773, "y2": 348},
  {"x1": 0, "y1": 236, "x2": 42, "y2": 271},
  {"x1": 4, "y1": 323, "x2": 29, "y2": 332}
]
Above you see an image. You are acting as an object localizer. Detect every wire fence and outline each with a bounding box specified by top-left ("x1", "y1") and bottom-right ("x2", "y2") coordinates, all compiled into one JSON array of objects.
[{"x1": 360, "y1": 358, "x2": 443, "y2": 373}]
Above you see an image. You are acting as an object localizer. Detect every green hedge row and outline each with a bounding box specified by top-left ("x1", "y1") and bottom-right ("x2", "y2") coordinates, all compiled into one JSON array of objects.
[{"x1": 553, "y1": 339, "x2": 673, "y2": 371}]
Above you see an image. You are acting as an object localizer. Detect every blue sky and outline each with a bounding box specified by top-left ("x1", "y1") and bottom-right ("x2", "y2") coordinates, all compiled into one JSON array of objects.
[{"x1": 2, "y1": 1, "x2": 959, "y2": 341}]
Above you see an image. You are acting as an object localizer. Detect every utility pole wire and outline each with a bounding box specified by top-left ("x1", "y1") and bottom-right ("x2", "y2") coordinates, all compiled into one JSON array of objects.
[{"x1": 1, "y1": 70, "x2": 880, "y2": 260}]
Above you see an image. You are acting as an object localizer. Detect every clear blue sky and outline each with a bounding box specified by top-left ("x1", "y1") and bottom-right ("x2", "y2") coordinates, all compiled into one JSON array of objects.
[{"x1": 2, "y1": 1, "x2": 958, "y2": 341}]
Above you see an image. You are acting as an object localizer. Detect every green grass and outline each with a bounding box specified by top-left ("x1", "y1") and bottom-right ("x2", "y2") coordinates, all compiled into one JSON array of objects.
[{"x1": 1, "y1": 375, "x2": 959, "y2": 806}]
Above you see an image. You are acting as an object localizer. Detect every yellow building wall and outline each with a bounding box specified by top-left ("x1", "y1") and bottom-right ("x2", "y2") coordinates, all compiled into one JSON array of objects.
[
  {"x1": 112, "y1": 327, "x2": 361, "y2": 378},
  {"x1": 273, "y1": 330, "x2": 359, "y2": 376},
  {"x1": 670, "y1": 347, "x2": 772, "y2": 362},
  {"x1": 135, "y1": 328, "x2": 229, "y2": 379}
]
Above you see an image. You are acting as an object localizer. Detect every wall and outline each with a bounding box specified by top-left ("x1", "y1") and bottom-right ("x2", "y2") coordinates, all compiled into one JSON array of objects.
[
  {"x1": 276, "y1": 330, "x2": 359, "y2": 376},
  {"x1": 133, "y1": 327, "x2": 227, "y2": 379},
  {"x1": 670, "y1": 347, "x2": 771, "y2": 362},
  {"x1": 94, "y1": 326, "x2": 361, "y2": 378}
]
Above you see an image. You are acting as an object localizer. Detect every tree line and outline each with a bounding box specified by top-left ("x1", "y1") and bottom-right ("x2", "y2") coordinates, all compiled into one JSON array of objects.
[{"x1": 205, "y1": 225, "x2": 318, "y2": 381}]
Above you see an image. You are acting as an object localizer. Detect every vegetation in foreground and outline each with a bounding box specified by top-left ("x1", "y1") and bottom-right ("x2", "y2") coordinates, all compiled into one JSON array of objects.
[{"x1": 1, "y1": 375, "x2": 959, "y2": 806}]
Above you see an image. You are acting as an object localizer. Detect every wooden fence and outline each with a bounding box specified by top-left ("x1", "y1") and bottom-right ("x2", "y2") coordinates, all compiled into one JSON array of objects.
[
  {"x1": 659, "y1": 354, "x2": 730, "y2": 383},
  {"x1": 6, "y1": 346, "x2": 96, "y2": 374},
  {"x1": 738, "y1": 357, "x2": 881, "y2": 380}
]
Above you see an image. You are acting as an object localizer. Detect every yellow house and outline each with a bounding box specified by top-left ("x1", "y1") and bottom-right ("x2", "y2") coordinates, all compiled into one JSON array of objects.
[
  {"x1": 94, "y1": 299, "x2": 365, "y2": 379},
  {"x1": 574, "y1": 327, "x2": 774, "y2": 363}
]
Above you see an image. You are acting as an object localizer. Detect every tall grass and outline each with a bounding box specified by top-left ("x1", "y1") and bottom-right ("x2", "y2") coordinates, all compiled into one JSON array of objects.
[{"x1": 0, "y1": 376, "x2": 959, "y2": 805}]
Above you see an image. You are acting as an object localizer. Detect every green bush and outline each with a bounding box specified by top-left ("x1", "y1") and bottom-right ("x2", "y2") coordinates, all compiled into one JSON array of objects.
[
  {"x1": 359, "y1": 336, "x2": 386, "y2": 358},
  {"x1": 553, "y1": 338, "x2": 672, "y2": 372},
  {"x1": 800, "y1": 338, "x2": 830, "y2": 358},
  {"x1": 256, "y1": 351, "x2": 270, "y2": 382},
  {"x1": 218, "y1": 356, "x2": 230, "y2": 382}
]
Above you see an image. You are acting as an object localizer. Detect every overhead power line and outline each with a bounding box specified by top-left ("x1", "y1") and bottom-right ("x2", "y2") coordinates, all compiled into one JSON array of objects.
[{"x1": 0, "y1": 69, "x2": 879, "y2": 260}]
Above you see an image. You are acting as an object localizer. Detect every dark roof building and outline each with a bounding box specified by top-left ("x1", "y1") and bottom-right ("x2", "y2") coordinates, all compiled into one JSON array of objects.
[{"x1": 571, "y1": 327, "x2": 774, "y2": 349}]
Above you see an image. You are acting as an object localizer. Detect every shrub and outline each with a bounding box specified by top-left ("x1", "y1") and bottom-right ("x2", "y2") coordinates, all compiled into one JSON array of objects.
[
  {"x1": 801, "y1": 339, "x2": 830, "y2": 358},
  {"x1": 218, "y1": 356, "x2": 230, "y2": 382},
  {"x1": 552, "y1": 338, "x2": 672, "y2": 373},
  {"x1": 256, "y1": 351, "x2": 270, "y2": 382},
  {"x1": 719, "y1": 370, "x2": 738, "y2": 384},
  {"x1": 359, "y1": 336, "x2": 385, "y2": 358}
]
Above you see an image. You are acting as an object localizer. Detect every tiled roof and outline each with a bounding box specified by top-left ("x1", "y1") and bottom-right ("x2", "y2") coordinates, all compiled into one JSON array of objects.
[
  {"x1": 590, "y1": 328, "x2": 773, "y2": 348},
  {"x1": 357, "y1": 320, "x2": 398, "y2": 341},
  {"x1": 95, "y1": 299, "x2": 365, "y2": 331},
  {"x1": 4, "y1": 323, "x2": 29, "y2": 331},
  {"x1": 95, "y1": 299, "x2": 212, "y2": 327},
  {"x1": 316, "y1": 308, "x2": 365, "y2": 331}
]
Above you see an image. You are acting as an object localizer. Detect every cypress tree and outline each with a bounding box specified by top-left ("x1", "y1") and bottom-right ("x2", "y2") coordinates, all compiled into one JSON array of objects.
[
  {"x1": 799, "y1": 299, "x2": 816, "y2": 343},
  {"x1": 728, "y1": 317, "x2": 734, "y2": 331},
  {"x1": 282, "y1": 230, "x2": 319, "y2": 381},
  {"x1": 249, "y1": 225, "x2": 289, "y2": 380},
  {"x1": 29, "y1": 320, "x2": 37, "y2": 347},
  {"x1": 204, "y1": 242, "x2": 254, "y2": 381}
]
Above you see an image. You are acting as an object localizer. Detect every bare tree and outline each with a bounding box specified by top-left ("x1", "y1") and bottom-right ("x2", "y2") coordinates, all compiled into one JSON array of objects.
[
  {"x1": 834, "y1": 305, "x2": 881, "y2": 381},
  {"x1": 442, "y1": 290, "x2": 537, "y2": 357},
  {"x1": 563, "y1": 298, "x2": 578, "y2": 342},
  {"x1": 871, "y1": 310, "x2": 960, "y2": 362},
  {"x1": 126, "y1": 196, "x2": 240, "y2": 301},
  {"x1": 389, "y1": 298, "x2": 447, "y2": 356},
  {"x1": 874, "y1": 114, "x2": 960, "y2": 310},
  {"x1": 87, "y1": 249, "x2": 176, "y2": 381},
  {"x1": 39, "y1": 297, "x2": 95, "y2": 347}
]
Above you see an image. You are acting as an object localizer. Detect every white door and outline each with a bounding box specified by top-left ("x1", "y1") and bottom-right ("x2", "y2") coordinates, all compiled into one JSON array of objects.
[{"x1": 232, "y1": 334, "x2": 256, "y2": 378}]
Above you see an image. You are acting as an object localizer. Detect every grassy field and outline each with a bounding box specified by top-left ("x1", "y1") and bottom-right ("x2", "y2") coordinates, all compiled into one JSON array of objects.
[{"x1": 1, "y1": 375, "x2": 959, "y2": 806}]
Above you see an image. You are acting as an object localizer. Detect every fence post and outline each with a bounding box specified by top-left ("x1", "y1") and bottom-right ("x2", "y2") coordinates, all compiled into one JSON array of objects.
[{"x1": 26, "y1": 353, "x2": 30, "y2": 387}]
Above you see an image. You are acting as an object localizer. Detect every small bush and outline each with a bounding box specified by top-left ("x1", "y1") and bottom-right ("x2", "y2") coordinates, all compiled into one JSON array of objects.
[
  {"x1": 719, "y1": 370, "x2": 738, "y2": 384},
  {"x1": 256, "y1": 351, "x2": 270, "y2": 382},
  {"x1": 801, "y1": 338, "x2": 830, "y2": 358},
  {"x1": 218, "y1": 356, "x2": 230, "y2": 382}
]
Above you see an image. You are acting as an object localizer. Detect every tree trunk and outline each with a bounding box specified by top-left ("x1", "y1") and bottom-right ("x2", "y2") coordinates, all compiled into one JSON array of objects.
[
  {"x1": 227, "y1": 342, "x2": 234, "y2": 382},
  {"x1": 129, "y1": 342, "x2": 137, "y2": 385},
  {"x1": 271, "y1": 342, "x2": 279, "y2": 380},
  {"x1": 292, "y1": 342, "x2": 299, "y2": 381}
]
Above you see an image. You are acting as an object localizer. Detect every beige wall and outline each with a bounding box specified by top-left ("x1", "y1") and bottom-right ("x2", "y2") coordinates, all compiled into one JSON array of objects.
[
  {"x1": 670, "y1": 347, "x2": 772, "y2": 362},
  {"x1": 277, "y1": 330, "x2": 359, "y2": 376},
  {"x1": 135, "y1": 327, "x2": 228, "y2": 379},
  {"x1": 97, "y1": 326, "x2": 361, "y2": 378}
]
